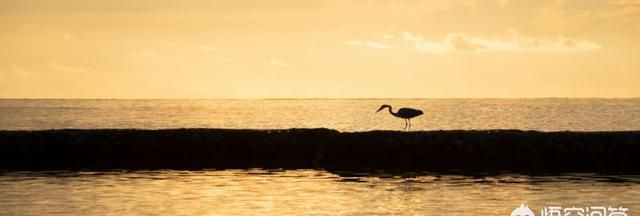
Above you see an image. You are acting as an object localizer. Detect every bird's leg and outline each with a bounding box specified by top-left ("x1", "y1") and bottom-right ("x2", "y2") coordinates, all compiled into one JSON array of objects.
[
  {"x1": 403, "y1": 119, "x2": 406, "y2": 131},
  {"x1": 408, "y1": 119, "x2": 412, "y2": 131},
  {"x1": 403, "y1": 119, "x2": 408, "y2": 131}
]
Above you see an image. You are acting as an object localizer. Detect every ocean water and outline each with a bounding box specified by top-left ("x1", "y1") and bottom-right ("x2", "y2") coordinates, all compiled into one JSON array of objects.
[
  {"x1": 1, "y1": 170, "x2": 639, "y2": 216},
  {"x1": 2, "y1": 99, "x2": 640, "y2": 215},
  {"x1": 1, "y1": 98, "x2": 639, "y2": 131}
]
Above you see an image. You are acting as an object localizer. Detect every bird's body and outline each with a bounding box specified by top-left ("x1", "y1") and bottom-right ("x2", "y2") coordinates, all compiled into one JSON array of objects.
[{"x1": 376, "y1": 104, "x2": 423, "y2": 131}]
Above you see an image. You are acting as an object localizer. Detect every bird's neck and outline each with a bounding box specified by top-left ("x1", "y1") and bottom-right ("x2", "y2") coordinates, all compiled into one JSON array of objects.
[{"x1": 386, "y1": 106, "x2": 398, "y2": 117}]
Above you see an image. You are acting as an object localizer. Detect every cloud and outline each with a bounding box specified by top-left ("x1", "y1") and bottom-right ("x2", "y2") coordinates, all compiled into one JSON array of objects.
[
  {"x1": 130, "y1": 49, "x2": 158, "y2": 58},
  {"x1": 198, "y1": 44, "x2": 215, "y2": 51},
  {"x1": 58, "y1": 31, "x2": 75, "y2": 40},
  {"x1": 210, "y1": 57, "x2": 231, "y2": 63},
  {"x1": 538, "y1": 0, "x2": 640, "y2": 27},
  {"x1": 400, "y1": 32, "x2": 424, "y2": 42},
  {"x1": 269, "y1": 58, "x2": 287, "y2": 67},
  {"x1": 18, "y1": 24, "x2": 78, "y2": 41},
  {"x1": 10, "y1": 63, "x2": 32, "y2": 76},
  {"x1": 389, "y1": 30, "x2": 601, "y2": 54},
  {"x1": 495, "y1": 0, "x2": 509, "y2": 8},
  {"x1": 343, "y1": 40, "x2": 396, "y2": 49},
  {"x1": 584, "y1": 5, "x2": 640, "y2": 20},
  {"x1": 50, "y1": 61, "x2": 90, "y2": 74},
  {"x1": 1, "y1": 63, "x2": 33, "y2": 77},
  {"x1": 610, "y1": 0, "x2": 640, "y2": 5},
  {"x1": 459, "y1": 0, "x2": 478, "y2": 11}
]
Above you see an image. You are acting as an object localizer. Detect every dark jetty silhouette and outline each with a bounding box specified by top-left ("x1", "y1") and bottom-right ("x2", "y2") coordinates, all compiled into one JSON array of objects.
[{"x1": 1, "y1": 128, "x2": 640, "y2": 173}]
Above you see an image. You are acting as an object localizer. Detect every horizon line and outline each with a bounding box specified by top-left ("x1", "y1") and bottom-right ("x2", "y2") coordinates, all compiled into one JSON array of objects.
[{"x1": 1, "y1": 97, "x2": 639, "y2": 100}]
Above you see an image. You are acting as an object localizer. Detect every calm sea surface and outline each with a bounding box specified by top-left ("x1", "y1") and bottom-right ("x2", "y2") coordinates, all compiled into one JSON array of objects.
[
  {"x1": 1, "y1": 99, "x2": 640, "y2": 215},
  {"x1": 0, "y1": 170, "x2": 639, "y2": 215},
  {"x1": 1, "y1": 98, "x2": 639, "y2": 131}
]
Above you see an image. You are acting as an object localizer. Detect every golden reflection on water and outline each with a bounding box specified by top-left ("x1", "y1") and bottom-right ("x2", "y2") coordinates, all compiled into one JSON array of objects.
[
  {"x1": 1, "y1": 170, "x2": 639, "y2": 215},
  {"x1": 2, "y1": 99, "x2": 640, "y2": 131}
]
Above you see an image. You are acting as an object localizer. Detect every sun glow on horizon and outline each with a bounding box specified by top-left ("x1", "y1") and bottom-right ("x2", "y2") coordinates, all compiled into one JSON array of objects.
[{"x1": 1, "y1": 0, "x2": 639, "y2": 99}]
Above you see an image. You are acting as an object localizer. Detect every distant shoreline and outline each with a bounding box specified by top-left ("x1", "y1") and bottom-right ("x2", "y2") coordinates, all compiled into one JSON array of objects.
[
  {"x1": 1, "y1": 97, "x2": 640, "y2": 100},
  {"x1": 1, "y1": 128, "x2": 640, "y2": 173}
]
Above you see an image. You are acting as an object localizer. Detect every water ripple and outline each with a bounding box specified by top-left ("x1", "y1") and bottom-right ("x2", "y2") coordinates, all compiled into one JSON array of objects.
[{"x1": 1, "y1": 170, "x2": 639, "y2": 215}]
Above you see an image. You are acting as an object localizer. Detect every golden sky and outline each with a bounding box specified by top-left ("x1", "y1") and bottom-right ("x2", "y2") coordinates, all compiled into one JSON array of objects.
[{"x1": 1, "y1": 0, "x2": 639, "y2": 98}]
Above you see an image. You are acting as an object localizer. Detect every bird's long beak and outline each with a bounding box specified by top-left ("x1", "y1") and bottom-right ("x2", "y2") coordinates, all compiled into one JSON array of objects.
[{"x1": 375, "y1": 107, "x2": 384, "y2": 113}]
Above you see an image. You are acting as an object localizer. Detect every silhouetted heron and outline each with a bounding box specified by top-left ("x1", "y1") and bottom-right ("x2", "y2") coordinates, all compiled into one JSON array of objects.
[{"x1": 376, "y1": 104, "x2": 424, "y2": 131}]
